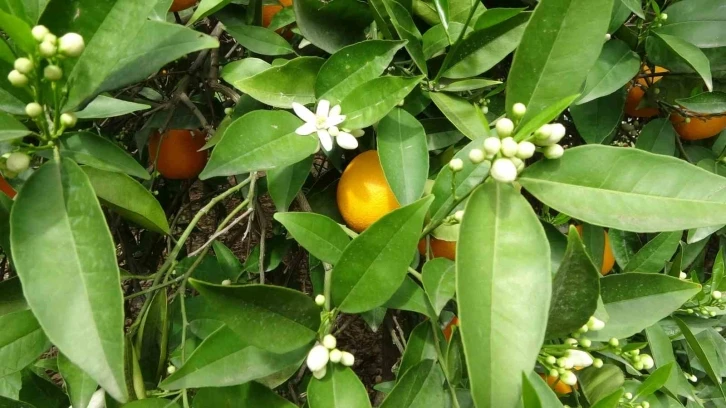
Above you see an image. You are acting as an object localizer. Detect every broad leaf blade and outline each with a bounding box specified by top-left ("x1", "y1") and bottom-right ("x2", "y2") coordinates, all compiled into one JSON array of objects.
[
  {"x1": 74, "y1": 95, "x2": 150, "y2": 119},
  {"x1": 623, "y1": 231, "x2": 681, "y2": 273},
  {"x1": 430, "y1": 92, "x2": 489, "y2": 140},
  {"x1": 232, "y1": 57, "x2": 324, "y2": 108},
  {"x1": 192, "y1": 381, "x2": 296, "y2": 407},
  {"x1": 58, "y1": 353, "x2": 98, "y2": 408},
  {"x1": 340, "y1": 76, "x2": 424, "y2": 129},
  {"x1": 56, "y1": 132, "x2": 150, "y2": 180},
  {"x1": 274, "y1": 212, "x2": 351, "y2": 265},
  {"x1": 0, "y1": 112, "x2": 30, "y2": 142},
  {"x1": 308, "y1": 366, "x2": 371, "y2": 408},
  {"x1": 267, "y1": 156, "x2": 312, "y2": 212},
  {"x1": 379, "y1": 360, "x2": 447, "y2": 408},
  {"x1": 578, "y1": 39, "x2": 641, "y2": 104},
  {"x1": 422, "y1": 258, "x2": 455, "y2": 316},
  {"x1": 646, "y1": 33, "x2": 712, "y2": 92}
]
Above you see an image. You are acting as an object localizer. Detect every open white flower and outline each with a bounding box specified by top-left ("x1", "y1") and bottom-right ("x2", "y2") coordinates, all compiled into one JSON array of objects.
[{"x1": 293, "y1": 100, "x2": 357, "y2": 151}]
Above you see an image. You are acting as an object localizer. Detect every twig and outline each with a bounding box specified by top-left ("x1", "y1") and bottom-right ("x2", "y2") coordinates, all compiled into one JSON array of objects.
[
  {"x1": 189, "y1": 208, "x2": 253, "y2": 257},
  {"x1": 125, "y1": 276, "x2": 186, "y2": 300},
  {"x1": 179, "y1": 92, "x2": 213, "y2": 135}
]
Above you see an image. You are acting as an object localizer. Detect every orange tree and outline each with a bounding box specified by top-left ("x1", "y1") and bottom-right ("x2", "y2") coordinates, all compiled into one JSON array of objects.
[{"x1": 1, "y1": 0, "x2": 726, "y2": 407}]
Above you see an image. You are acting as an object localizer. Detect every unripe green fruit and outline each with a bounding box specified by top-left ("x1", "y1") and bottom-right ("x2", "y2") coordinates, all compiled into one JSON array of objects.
[
  {"x1": 44, "y1": 65, "x2": 63, "y2": 81},
  {"x1": 25, "y1": 102, "x2": 43, "y2": 118},
  {"x1": 6, "y1": 152, "x2": 30, "y2": 173},
  {"x1": 14, "y1": 58, "x2": 34, "y2": 75}
]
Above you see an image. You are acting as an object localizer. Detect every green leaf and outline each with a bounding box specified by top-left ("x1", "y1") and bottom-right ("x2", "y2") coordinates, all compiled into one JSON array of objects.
[
  {"x1": 161, "y1": 325, "x2": 307, "y2": 390},
  {"x1": 520, "y1": 145, "x2": 726, "y2": 232},
  {"x1": 268, "y1": 7, "x2": 296, "y2": 32},
  {"x1": 634, "y1": 363, "x2": 673, "y2": 399},
  {"x1": 578, "y1": 39, "x2": 641, "y2": 104},
  {"x1": 570, "y1": 90, "x2": 625, "y2": 144},
  {"x1": 74, "y1": 95, "x2": 150, "y2": 119},
  {"x1": 378, "y1": 108, "x2": 429, "y2": 206},
  {"x1": 56, "y1": 132, "x2": 150, "y2": 180},
  {"x1": 83, "y1": 167, "x2": 170, "y2": 234},
  {"x1": 590, "y1": 388, "x2": 624, "y2": 408},
  {"x1": 457, "y1": 181, "x2": 550, "y2": 408},
  {"x1": 429, "y1": 92, "x2": 489, "y2": 140},
  {"x1": 623, "y1": 231, "x2": 681, "y2": 273},
  {"x1": 0, "y1": 112, "x2": 29, "y2": 142},
  {"x1": 635, "y1": 118, "x2": 676, "y2": 156},
  {"x1": 422, "y1": 257, "x2": 455, "y2": 316},
  {"x1": 212, "y1": 241, "x2": 243, "y2": 280},
  {"x1": 645, "y1": 325, "x2": 694, "y2": 398},
  {"x1": 18, "y1": 369, "x2": 67, "y2": 408},
  {"x1": 0, "y1": 371, "x2": 21, "y2": 401},
  {"x1": 442, "y1": 12, "x2": 529, "y2": 79},
  {"x1": 57, "y1": 353, "x2": 97, "y2": 408},
  {"x1": 383, "y1": 0, "x2": 428, "y2": 76},
  {"x1": 308, "y1": 365, "x2": 371, "y2": 408},
  {"x1": 586, "y1": 274, "x2": 701, "y2": 341},
  {"x1": 379, "y1": 360, "x2": 447, "y2": 408},
  {"x1": 188, "y1": 280, "x2": 320, "y2": 354},
  {"x1": 674, "y1": 317, "x2": 724, "y2": 387},
  {"x1": 192, "y1": 381, "x2": 296, "y2": 407},
  {"x1": 224, "y1": 24, "x2": 293, "y2": 56},
  {"x1": 187, "y1": 0, "x2": 232, "y2": 26},
  {"x1": 676, "y1": 92, "x2": 726, "y2": 115},
  {"x1": 332, "y1": 196, "x2": 433, "y2": 313},
  {"x1": 656, "y1": 0, "x2": 726, "y2": 48},
  {"x1": 524, "y1": 371, "x2": 564, "y2": 408},
  {"x1": 384, "y1": 277, "x2": 432, "y2": 317},
  {"x1": 10, "y1": 159, "x2": 127, "y2": 402},
  {"x1": 609, "y1": 229, "x2": 642, "y2": 268},
  {"x1": 267, "y1": 156, "x2": 312, "y2": 212},
  {"x1": 136, "y1": 289, "x2": 168, "y2": 384},
  {"x1": 397, "y1": 321, "x2": 438, "y2": 378},
  {"x1": 220, "y1": 58, "x2": 271, "y2": 85},
  {"x1": 231, "y1": 57, "x2": 324, "y2": 108},
  {"x1": 620, "y1": 0, "x2": 644, "y2": 19},
  {"x1": 293, "y1": 0, "x2": 373, "y2": 54},
  {"x1": 201, "y1": 110, "x2": 317, "y2": 179},
  {"x1": 0, "y1": 309, "x2": 49, "y2": 378},
  {"x1": 422, "y1": 23, "x2": 467, "y2": 60},
  {"x1": 512, "y1": 94, "x2": 579, "y2": 140},
  {"x1": 274, "y1": 212, "x2": 350, "y2": 264},
  {"x1": 546, "y1": 226, "x2": 600, "y2": 338},
  {"x1": 506, "y1": 0, "x2": 612, "y2": 122},
  {"x1": 646, "y1": 33, "x2": 712, "y2": 92},
  {"x1": 121, "y1": 399, "x2": 180, "y2": 408},
  {"x1": 579, "y1": 364, "x2": 624, "y2": 405},
  {"x1": 0, "y1": 395, "x2": 34, "y2": 407},
  {"x1": 0, "y1": 9, "x2": 35, "y2": 55},
  {"x1": 441, "y1": 78, "x2": 502, "y2": 93},
  {"x1": 340, "y1": 75, "x2": 423, "y2": 129}
]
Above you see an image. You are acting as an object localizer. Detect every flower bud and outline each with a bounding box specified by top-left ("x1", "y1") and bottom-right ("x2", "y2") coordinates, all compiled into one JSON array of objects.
[
  {"x1": 624, "y1": 392, "x2": 633, "y2": 399},
  {"x1": 224, "y1": 107, "x2": 233, "y2": 115},
  {"x1": 468, "y1": 148, "x2": 485, "y2": 164},
  {"x1": 25, "y1": 102, "x2": 43, "y2": 118},
  {"x1": 61, "y1": 112, "x2": 77, "y2": 128},
  {"x1": 312, "y1": 366, "x2": 327, "y2": 379},
  {"x1": 634, "y1": 361, "x2": 644, "y2": 370},
  {"x1": 454, "y1": 210, "x2": 464, "y2": 223},
  {"x1": 88, "y1": 389, "x2": 106, "y2": 408},
  {"x1": 640, "y1": 354, "x2": 654, "y2": 369},
  {"x1": 548, "y1": 369, "x2": 559, "y2": 378},
  {"x1": 328, "y1": 126, "x2": 340, "y2": 137},
  {"x1": 512, "y1": 103, "x2": 526, "y2": 118},
  {"x1": 587, "y1": 316, "x2": 605, "y2": 331},
  {"x1": 510, "y1": 157, "x2": 524, "y2": 173},
  {"x1": 564, "y1": 338, "x2": 578, "y2": 346},
  {"x1": 14, "y1": 58, "x2": 33, "y2": 75},
  {"x1": 31, "y1": 25, "x2": 49, "y2": 42},
  {"x1": 490, "y1": 158, "x2": 517, "y2": 183},
  {"x1": 341, "y1": 351, "x2": 355, "y2": 367},
  {"x1": 500, "y1": 137, "x2": 518, "y2": 157},
  {"x1": 545, "y1": 356, "x2": 556, "y2": 365},
  {"x1": 543, "y1": 144, "x2": 564, "y2": 159},
  {"x1": 714, "y1": 291, "x2": 722, "y2": 299},
  {"x1": 7, "y1": 70, "x2": 28, "y2": 87},
  {"x1": 315, "y1": 294, "x2": 325, "y2": 306},
  {"x1": 44, "y1": 65, "x2": 62, "y2": 81},
  {"x1": 660, "y1": 13, "x2": 668, "y2": 20},
  {"x1": 565, "y1": 350, "x2": 593, "y2": 368},
  {"x1": 329, "y1": 349, "x2": 342, "y2": 363},
  {"x1": 689, "y1": 374, "x2": 697, "y2": 382},
  {"x1": 609, "y1": 338, "x2": 619, "y2": 347},
  {"x1": 642, "y1": 402, "x2": 650, "y2": 408},
  {"x1": 560, "y1": 370, "x2": 577, "y2": 386},
  {"x1": 322, "y1": 334, "x2": 337, "y2": 350},
  {"x1": 39, "y1": 40, "x2": 57, "y2": 57},
  {"x1": 483, "y1": 137, "x2": 501, "y2": 156},
  {"x1": 221, "y1": 279, "x2": 231, "y2": 286},
  {"x1": 306, "y1": 344, "x2": 330, "y2": 372},
  {"x1": 679, "y1": 272, "x2": 687, "y2": 280},
  {"x1": 557, "y1": 357, "x2": 573, "y2": 369},
  {"x1": 167, "y1": 365, "x2": 176, "y2": 374},
  {"x1": 495, "y1": 118, "x2": 514, "y2": 138},
  {"x1": 480, "y1": 105, "x2": 489, "y2": 114},
  {"x1": 580, "y1": 338, "x2": 592, "y2": 348},
  {"x1": 6, "y1": 152, "x2": 30, "y2": 173},
  {"x1": 535, "y1": 124, "x2": 552, "y2": 140},
  {"x1": 59, "y1": 33, "x2": 85, "y2": 57},
  {"x1": 578, "y1": 324, "x2": 589, "y2": 333},
  {"x1": 516, "y1": 141, "x2": 535, "y2": 159},
  {"x1": 448, "y1": 158, "x2": 464, "y2": 172},
  {"x1": 605, "y1": 33, "x2": 611, "y2": 41},
  {"x1": 593, "y1": 358, "x2": 603, "y2": 368}
]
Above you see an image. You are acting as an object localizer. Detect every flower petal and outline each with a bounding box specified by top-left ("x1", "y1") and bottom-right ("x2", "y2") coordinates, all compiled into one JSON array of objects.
[
  {"x1": 293, "y1": 103, "x2": 316, "y2": 123},
  {"x1": 326, "y1": 114, "x2": 346, "y2": 127},
  {"x1": 329, "y1": 105, "x2": 342, "y2": 117},
  {"x1": 317, "y1": 129, "x2": 333, "y2": 151},
  {"x1": 336, "y1": 132, "x2": 358, "y2": 150},
  {"x1": 316, "y1": 99, "x2": 330, "y2": 118},
  {"x1": 295, "y1": 122, "x2": 317, "y2": 136}
]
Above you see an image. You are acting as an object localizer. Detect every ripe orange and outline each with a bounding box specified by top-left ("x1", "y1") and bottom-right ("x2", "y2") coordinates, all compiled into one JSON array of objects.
[
  {"x1": 337, "y1": 150, "x2": 400, "y2": 232},
  {"x1": 169, "y1": 0, "x2": 197, "y2": 12},
  {"x1": 625, "y1": 66, "x2": 667, "y2": 118},
  {"x1": 418, "y1": 238, "x2": 456, "y2": 260},
  {"x1": 443, "y1": 317, "x2": 459, "y2": 341},
  {"x1": 669, "y1": 111, "x2": 726, "y2": 141},
  {"x1": 576, "y1": 225, "x2": 615, "y2": 275},
  {"x1": 262, "y1": 0, "x2": 294, "y2": 39},
  {"x1": 0, "y1": 175, "x2": 15, "y2": 198},
  {"x1": 148, "y1": 129, "x2": 208, "y2": 180},
  {"x1": 539, "y1": 373, "x2": 574, "y2": 394}
]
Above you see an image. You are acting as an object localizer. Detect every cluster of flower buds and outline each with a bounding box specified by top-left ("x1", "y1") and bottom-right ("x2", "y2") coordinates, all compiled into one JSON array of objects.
[
  {"x1": 620, "y1": 393, "x2": 651, "y2": 408},
  {"x1": 682, "y1": 290, "x2": 723, "y2": 318},
  {"x1": 652, "y1": 13, "x2": 668, "y2": 28},
  {"x1": 606, "y1": 337, "x2": 655, "y2": 371},
  {"x1": 306, "y1": 334, "x2": 355, "y2": 379}
]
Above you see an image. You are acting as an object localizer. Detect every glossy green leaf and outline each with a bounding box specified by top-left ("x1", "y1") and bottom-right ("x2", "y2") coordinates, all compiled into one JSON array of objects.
[
  {"x1": 0, "y1": 112, "x2": 29, "y2": 141},
  {"x1": 136, "y1": 289, "x2": 168, "y2": 384},
  {"x1": 340, "y1": 75, "x2": 423, "y2": 129},
  {"x1": 646, "y1": 33, "x2": 712, "y2": 92},
  {"x1": 635, "y1": 118, "x2": 676, "y2": 156},
  {"x1": 220, "y1": 58, "x2": 271, "y2": 85},
  {"x1": 645, "y1": 323, "x2": 695, "y2": 399},
  {"x1": 0, "y1": 309, "x2": 49, "y2": 378},
  {"x1": 446, "y1": 329, "x2": 465, "y2": 386},
  {"x1": 267, "y1": 156, "x2": 312, "y2": 212},
  {"x1": 121, "y1": 399, "x2": 180, "y2": 408},
  {"x1": 332, "y1": 196, "x2": 433, "y2": 313},
  {"x1": 0, "y1": 37, "x2": 13, "y2": 65},
  {"x1": 457, "y1": 181, "x2": 550, "y2": 408},
  {"x1": 579, "y1": 364, "x2": 624, "y2": 405},
  {"x1": 201, "y1": 110, "x2": 317, "y2": 179},
  {"x1": 18, "y1": 369, "x2": 67, "y2": 408},
  {"x1": 0, "y1": 9, "x2": 35, "y2": 55},
  {"x1": 506, "y1": 0, "x2": 612, "y2": 122},
  {"x1": 379, "y1": 360, "x2": 446, "y2": 408},
  {"x1": 422, "y1": 118, "x2": 465, "y2": 150},
  {"x1": 293, "y1": 0, "x2": 373, "y2": 54},
  {"x1": 308, "y1": 365, "x2": 371, "y2": 408},
  {"x1": 578, "y1": 39, "x2": 640, "y2": 104},
  {"x1": 83, "y1": 167, "x2": 169, "y2": 234},
  {"x1": 674, "y1": 317, "x2": 723, "y2": 387},
  {"x1": 384, "y1": 277, "x2": 432, "y2": 317},
  {"x1": 57, "y1": 132, "x2": 150, "y2": 180},
  {"x1": 378, "y1": 108, "x2": 429, "y2": 206},
  {"x1": 58, "y1": 353, "x2": 97, "y2": 408},
  {"x1": 224, "y1": 24, "x2": 293, "y2": 56},
  {"x1": 430, "y1": 92, "x2": 489, "y2": 140},
  {"x1": 187, "y1": 0, "x2": 232, "y2": 25},
  {"x1": 274, "y1": 212, "x2": 350, "y2": 264},
  {"x1": 188, "y1": 280, "x2": 320, "y2": 353},
  {"x1": 512, "y1": 94, "x2": 579, "y2": 141},
  {"x1": 590, "y1": 388, "x2": 624, "y2": 408},
  {"x1": 212, "y1": 241, "x2": 243, "y2": 280},
  {"x1": 193, "y1": 381, "x2": 295, "y2": 407},
  {"x1": 634, "y1": 363, "x2": 673, "y2": 399},
  {"x1": 10, "y1": 159, "x2": 127, "y2": 401},
  {"x1": 74, "y1": 95, "x2": 150, "y2": 119},
  {"x1": 587, "y1": 274, "x2": 701, "y2": 341},
  {"x1": 546, "y1": 226, "x2": 600, "y2": 338},
  {"x1": 570, "y1": 89, "x2": 625, "y2": 144},
  {"x1": 0, "y1": 278, "x2": 25, "y2": 316},
  {"x1": 525, "y1": 371, "x2": 563, "y2": 408},
  {"x1": 542, "y1": 222, "x2": 567, "y2": 273},
  {"x1": 620, "y1": 0, "x2": 643, "y2": 18},
  {"x1": 623, "y1": 231, "x2": 681, "y2": 273},
  {"x1": 520, "y1": 145, "x2": 726, "y2": 232},
  {"x1": 656, "y1": 0, "x2": 726, "y2": 48},
  {"x1": 231, "y1": 57, "x2": 324, "y2": 108},
  {"x1": 675, "y1": 92, "x2": 726, "y2": 115},
  {"x1": 609, "y1": 229, "x2": 642, "y2": 269},
  {"x1": 422, "y1": 23, "x2": 467, "y2": 60},
  {"x1": 422, "y1": 257, "x2": 455, "y2": 316},
  {"x1": 0, "y1": 371, "x2": 22, "y2": 401},
  {"x1": 441, "y1": 78, "x2": 501, "y2": 93},
  {"x1": 397, "y1": 321, "x2": 438, "y2": 378},
  {"x1": 383, "y1": 0, "x2": 427, "y2": 76}
]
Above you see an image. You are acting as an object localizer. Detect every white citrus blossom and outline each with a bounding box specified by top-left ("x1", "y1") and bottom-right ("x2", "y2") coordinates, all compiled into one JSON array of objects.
[
  {"x1": 512, "y1": 103, "x2": 527, "y2": 118},
  {"x1": 490, "y1": 158, "x2": 517, "y2": 183},
  {"x1": 516, "y1": 141, "x2": 535, "y2": 159},
  {"x1": 293, "y1": 100, "x2": 353, "y2": 151},
  {"x1": 468, "y1": 148, "x2": 485, "y2": 164},
  {"x1": 543, "y1": 144, "x2": 564, "y2": 159},
  {"x1": 60, "y1": 112, "x2": 77, "y2": 128},
  {"x1": 565, "y1": 350, "x2": 593, "y2": 368},
  {"x1": 639, "y1": 354, "x2": 654, "y2": 369},
  {"x1": 6, "y1": 152, "x2": 30, "y2": 173},
  {"x1": 306, "y1": 344, "x2": 330, "y2": 372},
  {"x1": 713, "y1": 290, "x2": 722, "y2": 299},
  {"x1": 7, "y1": 70, "x2": 28, "y2": 87},
  {"x1": 449, "y1": 158, "x2": 464, "y2": 172}
]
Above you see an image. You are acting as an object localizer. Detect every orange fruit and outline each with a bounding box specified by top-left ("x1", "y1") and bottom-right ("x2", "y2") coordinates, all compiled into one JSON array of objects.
[
  {"x1": 418, "y1": 238, "x2": 456, "y2": 260},
  {"x1": 576, "y1": 225, "x2": 615, "y2": 275},
  {"x1": 625, "y1": 66, "x2": 668, "y2": 118},
  {"x1": 262, "y1": 0, "x2": 294, "y2": 39},
  {"x1": 669, "y1": 111, "x2": 726, "y2": 141},
  {"x1": 539, "y1": 373, "x2": 574, "y2": 394},
  {"x1": 148, "y1": 129, "x2": 208, "y2": 180},
  {"x1": 443, "y1": 317, "x2": 459, "y2": 341},
  {"x1": 337, "y1": 150, "x2": 400, "y2": 232},
  {"x1": 0, "y1": 175, "x2": 15, "y2": 199},
  {"x1": 169, "y1": 0, "x2": 197, "y2": 12}
]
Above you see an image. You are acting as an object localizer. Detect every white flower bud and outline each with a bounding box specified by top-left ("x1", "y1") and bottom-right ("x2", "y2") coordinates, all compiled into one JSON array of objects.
[
  {"x1": 605, "y1": 33, "x2": 611, "y2": 41},
  {"x1": 329, "y1": 349, "x2": 342, "y2": 363},
  {"x1": 593, "y1": 358, "x2": 603, "y2": 368},
  {"x1": 545, "y1": 355, "x2": 556, "y2": 365},
  {"x1": 468, "y1": 148, "x2": 485, "y2": 164},
  {"x1": 690, "y1": 374, "x2": 697, "y2": 382},
  {"x1": 557, "y1": 357, "x2": 574, "y2": 369},
  {"x1": 480, "y1": 105, "x2": 489, "y2": 114},
  {"x1": 490, "y1": 158, "x2": 517, "y2": 183},
  {"x1": 60, "y1": 112, "x2": 77, "y2": 128},
  {"x1": 328, "y1": 126, "x2": 340, "y2": 137},
  {"x1": 548, "y1": 123, "x2": 567, "y2": 144},
  {"x1": 306, "y1": 344, "x2": 329, "y2": 372},
  {"x1": 44, "y1": 65, "x2": 62, "y2": 81},
  {"x1": 500, "y1": 137, "x2": 518, "y2": 157},
  {"x1": 609, "y1": 338, "x2": 619, "y2": 347},
  {"x1": 44, "y1": 33, "x2": 57, "y2": 44},
  {"x1": 642, "y1": 402, "x2": 650, "y2": 408},
  {"x1": 449, "y1": 158, "x2": 464, "y2": 172},
  {"x1": 660, "y1": 13, "x2": 668, "y2": 20},
  {"x1": 88, "y1": 389, "x2": 106, "y2": 408},
  {"x1": 564, "y1": 338, "x2": 578, "y2": 346},
  {"x1": 634, "y1": 361, "x2": 644, "y2": 370},
  {"x1": 516, "y1": 141, "x2": 535, "y2": 159},
  {"x1": 512, "y1": 103, "x2": 526, "y2": 118},
  {"x1": 6, "y1": 152, "x2": 30, "y2": 173},
  {"x1": 713, "y1": 291, "x2": 722, "y2": 299},
  {"x1": 560, "y1": 370, "x2": 577, "y2": 386},
  {"x1": 548, "y1": 368, "x2": 559, "y2": 378},
  {"x1": 679, "y1": 272, "x2": 687, "y2": 280},
  {"x1": 31, "y1": 25, "x2": 49, "y2": 42},
  {"x1": 588, "y1": 317, "x2": 605, "y2": 331},
  {"x1": 315, "y1": 294, "x2": 325, "y2": 306},
  {"x1": 14, "y1": 58, "x2": 33, "y2": 75},
  {"x1": 579, "y1": 324, "x2": 589, "y2": 333},
  {"x1": 535, "y1": 124, "x2": 552, "y2": 140},
  {"x1": 640, "y1": 354, "x2": 654, "y2": 369},
  {"x1": 7, "y1": 70, "x2": 28, "y2": 87},
  {"x1": 543, "y1": 144, "x2": 564, "y2": 159},
  {"x1": 167, "y1": 365, "x2": 176, "y2": 374},
  {"x1": 454, "y1": 210, "x2": 464, "y2": 222},
  {"x1": 322, "y1": 334, "x2": 337, "y2": 350},
  {"x1": 58, "y1": 33, "x2": 85, "y2": 57},
  {"x1": 221, "y1": 279, "x2": 231, "y2": 286},
  {"x1": 312, "y1": 365, "x2": 327, "y2": 379},
  {"x1": 580, "y1": 338, "x2": 592, "y2": 348},
  {"x1": 495, "y1": 118, "x2": 514, "y2": 138},
  {"x1": 510, "y1": 157, "x2": 524, "y2": 173},
  {"x1": 565, "y1": 350, "x2": 593, "y2": 368},
  {"x1": 624, "y1": 392, "x2": 633, "y2": 400},
  {"x1": 39, "y1": 40, "x2": 57, "y2": 57},
  {"x1": 483, "y1": 137, "x2": 501, "y2": 155},
  {"x1": 25, "y1": 102, "x2": 43, "y2": 118},
  {"x1": 341, "y1": 351, "x2": 355, "y2": 367}
]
